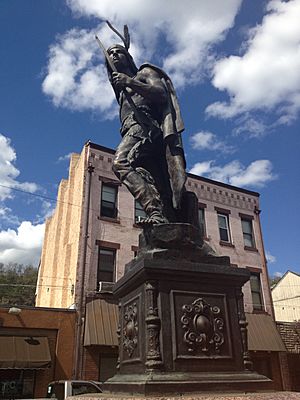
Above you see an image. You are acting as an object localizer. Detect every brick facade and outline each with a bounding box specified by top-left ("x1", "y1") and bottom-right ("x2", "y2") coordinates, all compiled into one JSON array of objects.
[
  {"x1": 0, "y1": 306, "x2": 76, "y2": 398},
  {"x1": 277, "y1": 321, "x2": 300, "y2": 353},
  {"x1": 277, "y1": 321, "x2": 300, "y2": 391}
]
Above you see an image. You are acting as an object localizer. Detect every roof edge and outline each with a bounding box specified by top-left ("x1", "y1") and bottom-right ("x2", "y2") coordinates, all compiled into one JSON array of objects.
[{"x1": 86, "y1": 141, "x2": 260, "y2": 197}]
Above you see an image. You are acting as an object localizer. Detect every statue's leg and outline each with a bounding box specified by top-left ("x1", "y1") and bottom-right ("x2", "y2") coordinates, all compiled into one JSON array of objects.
[{"x1": 113, "y1": 128, "x2": 168, "y2": 224}]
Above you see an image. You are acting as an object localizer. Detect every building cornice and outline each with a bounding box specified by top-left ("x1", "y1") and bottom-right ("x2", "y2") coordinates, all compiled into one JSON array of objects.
[{"x1": 87, "y1": 141, "x2": 260, "y2": 197}]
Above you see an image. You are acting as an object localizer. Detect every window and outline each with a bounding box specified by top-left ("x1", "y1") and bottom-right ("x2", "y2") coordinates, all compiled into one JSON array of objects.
[
  {"x1": 217, "y1": 213, "x2": 231, "y2": 242},
  {"x1": 101, "y1": 184, "x2": 117, "y2": 218},
  {"x1": 134, "y1": 200, "x2": 146, "y2": 223},
  {"x1": 241, "y1": 218, "x2": 255, "y2": 248},
  {"x1": 198, "y1": 207, "x2": 206, "y2": 237},
  {"x1": 72, "y1": 382, "x2": 101, "y2": 396},
  {"x1": 97, "y1": 248, "x2": 115, "y2": 284},
  {"x1": 250, "y1": 272, "x2": 263, "y2": 310}
]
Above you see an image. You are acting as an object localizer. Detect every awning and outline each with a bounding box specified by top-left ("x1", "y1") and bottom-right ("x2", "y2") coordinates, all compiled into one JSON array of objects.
[
  {"x1": 0, "y1": 336, "x2": 51, "y2": 369},
  {"x1": 246, "y1": 313, "x2": 286, "y2": 352},
  {"x1": 84, "y1": 299, "x2": 118, "y2": 346}
]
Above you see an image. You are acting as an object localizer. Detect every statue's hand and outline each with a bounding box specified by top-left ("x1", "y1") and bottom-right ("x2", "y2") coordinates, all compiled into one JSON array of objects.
[{"x1": 112, "y1": 72, "x2": 130, "y2": 90}]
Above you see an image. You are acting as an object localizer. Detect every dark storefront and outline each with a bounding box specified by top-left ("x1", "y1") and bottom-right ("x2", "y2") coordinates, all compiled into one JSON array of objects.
[
  {"x1": 0, "y1": 336, "x2": 51, "y2": 399},
  {"x1": 0, "y1": 307, "x2": 76, "y2": 399}
]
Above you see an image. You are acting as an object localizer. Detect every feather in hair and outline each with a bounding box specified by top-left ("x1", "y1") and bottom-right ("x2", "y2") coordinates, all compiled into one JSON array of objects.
[{"x1": 106, "y1": 20, "x2": 130, "y2": 50}]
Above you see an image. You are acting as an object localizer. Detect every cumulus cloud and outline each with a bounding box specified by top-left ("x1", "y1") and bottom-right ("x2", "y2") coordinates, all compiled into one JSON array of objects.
[
  {"x1": 0, "y1": 134, "x2": 39, "y2": 201},
  {"x1": 57, "y1": 152, "x2": 73, "y2": 163},
  {"x1": 189, "y1": 159, "x2": 276, "y2": 188},
  {"x1": 274, "y1": 271, "x2": 283, "y2": 278},
  {"x1": 190, "y1": 131, "x2": 235, "y2": 153},
  {"x1": 206, "y1": 0, "x2": 300, "y2": 125},
  {"x1": 0, "y1": 221, "x2": 45, "y2": 266},
  {"x1": 34, "y1": 201, "x2": 55, "y2": 224},
  {"x1": 0, "y1": 207, "x2": 20, "y2": 227},
  {"x1": 266, "y1": 251, "x2": 276, "y2": 264},
  {"x1": 42, "y1": 0, "x2": 242, "y2": 113},
  {"x1": 42, "y1": 27, "x2": 118, "y2": 115}
]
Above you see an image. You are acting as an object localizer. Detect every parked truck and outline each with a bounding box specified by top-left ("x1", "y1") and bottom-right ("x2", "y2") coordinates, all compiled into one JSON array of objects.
[{"x1": 46, "y1": 380, "x2": 102, "y2": 399}]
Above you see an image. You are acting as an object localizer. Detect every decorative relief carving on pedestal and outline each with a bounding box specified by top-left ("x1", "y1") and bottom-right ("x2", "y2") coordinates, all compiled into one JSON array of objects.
[
  {"x1": 116, "y1": 302, "x2": 121, "y2": 369},
  {"x1": 236, "y1": 288, "x2": 253, "y2": 371},
  {"x1": 123, "y1": 302, "x2": 138, "y2": 358},
  {"x1": 145, "y1": 281, "x2": 163, "y2": 370},
  {"x1": 181, "y1": 297, "x2": 224, "y2": 354}
]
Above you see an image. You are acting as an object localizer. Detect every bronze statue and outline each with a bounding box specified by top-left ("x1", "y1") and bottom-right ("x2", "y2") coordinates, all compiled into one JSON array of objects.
[{"x1": 96, "y1": 23, "x2": 186, "y2": 225}]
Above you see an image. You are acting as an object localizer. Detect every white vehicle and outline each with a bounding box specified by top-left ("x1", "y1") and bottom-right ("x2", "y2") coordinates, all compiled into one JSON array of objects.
[{"x1": 46, "y1": 380, "x2": 102, "y2": 399}]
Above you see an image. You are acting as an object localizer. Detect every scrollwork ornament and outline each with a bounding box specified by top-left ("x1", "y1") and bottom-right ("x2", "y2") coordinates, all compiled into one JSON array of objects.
[
  {"x1": 181, "y1": 297, "x2": 225, "y2": 355},
  {"x1": 123, "y1": 302, "x2": 138, "y2": 358}
]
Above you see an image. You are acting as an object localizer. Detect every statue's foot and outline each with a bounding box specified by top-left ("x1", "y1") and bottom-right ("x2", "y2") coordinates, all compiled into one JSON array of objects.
[{"x1": 136, "y1": 211, "x2": 168, "y2": 226}]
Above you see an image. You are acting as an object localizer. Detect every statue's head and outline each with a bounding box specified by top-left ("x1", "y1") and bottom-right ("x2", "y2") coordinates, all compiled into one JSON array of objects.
[
  {"x1": 106, "y1": 44, "x2": 138, "y2": 75},
  {"x1": 104, "y1": 22, "x2": 138, "y2": 101}
]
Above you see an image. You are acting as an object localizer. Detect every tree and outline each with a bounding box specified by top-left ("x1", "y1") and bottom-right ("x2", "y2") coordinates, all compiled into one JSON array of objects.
[
  {"x1": 0, "y1": 263, "x2": 38, "y2": 306},
  {"x1": 269, "y1": 274, "x2": 282, "y2": 288}
]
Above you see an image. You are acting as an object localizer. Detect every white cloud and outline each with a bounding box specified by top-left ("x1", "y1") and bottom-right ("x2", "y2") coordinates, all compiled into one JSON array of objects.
[
  {"x1": 266, "y1": 251, "x2": 276, "y2": 264},
  {"x1": 42, "y1": 27, "x2": 118, "y2": 115},
  {"x1": 206, "y1": 0, "x2": 300, "y2": 125},
  {"x1": 57, "y1": 152, "x2": 73, "y2": 163},
  {"x1": 43, "y1": 0, "x2": 242, "y2": 113},
  {"x1": 0, "y1": 221, "x2": 45, "y2": 267},
  {"x1": 0, "y1": 134, "x2": 39, "y2": 201},
  {"x1": 0, "y1": 207, "x2": 20, "y2": 226},
  {"x1": 190, "y1": 131, "x2": 235, "y2": 153},
  {"x1": 274, "y1": 271, "x2": 283, "y2": 278},
  {"x1": 34, "y1": 201, "x2": 55, "y2": 225},
  {"x1": 189, "y1": 159, "x2": 276, "y2": 188}
]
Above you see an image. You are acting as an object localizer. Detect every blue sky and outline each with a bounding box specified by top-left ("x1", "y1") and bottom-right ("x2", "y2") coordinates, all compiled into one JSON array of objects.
[{"x1": 0, "y1": 0, "x2": 299, "y2": 277}]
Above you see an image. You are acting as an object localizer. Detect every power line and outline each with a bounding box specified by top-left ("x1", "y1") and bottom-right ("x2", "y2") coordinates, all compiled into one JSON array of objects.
[
  {"x1": 0, "y1": 183, "x2": 82, "y2": 209},
  {"x1": 0, "y1": 182, "x2": 125, "y2": 216}
]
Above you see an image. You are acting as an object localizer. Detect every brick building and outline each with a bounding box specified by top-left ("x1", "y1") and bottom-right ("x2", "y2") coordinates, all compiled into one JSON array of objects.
[
  {"x1": 35, "y1": 141, "x2": 287, "y2": 388},
  {"x1": 276, "y1": 322, "x2": 300, "y2": 391},
  {"x1": 272, "y1": 271, "x2": 300, "y2": 391},
  {"x1": 0, "y1": 306, "x2": 76, "y2": 398}
]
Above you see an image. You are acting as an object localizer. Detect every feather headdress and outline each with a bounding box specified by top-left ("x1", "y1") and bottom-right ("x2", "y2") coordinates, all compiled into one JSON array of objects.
[{"x1": 106, "y1": 20, "x2": 130, "y2": 50}]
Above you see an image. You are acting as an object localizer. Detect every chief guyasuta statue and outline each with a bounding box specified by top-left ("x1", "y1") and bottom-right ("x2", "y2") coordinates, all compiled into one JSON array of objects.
[{"x1": 96, "y1": 23, "x2": 186, "y2": 225}]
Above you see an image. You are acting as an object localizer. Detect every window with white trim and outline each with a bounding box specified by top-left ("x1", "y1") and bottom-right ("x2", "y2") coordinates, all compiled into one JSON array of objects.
[
  {"x1": 101, "y1": 184, "x2": 117, "y2": 218},
  {"x1": 97, "y1": 247, "x2": 115, "y2": 284},
  {"x1": 135, "y1": 200, "x2": 146, "y2": 223},
  {"x1": 198, "y1": 207, "x2": 206, "y2": 237},
  {"x1": 241, "y1": 218, "x2": 255, "y2": 248},
  {"x1": 250, "y1": 272, "x2": 263, "y2": 311},
  {"x1": 217, "y1": 213, "x2": 231, "y2": 242}
]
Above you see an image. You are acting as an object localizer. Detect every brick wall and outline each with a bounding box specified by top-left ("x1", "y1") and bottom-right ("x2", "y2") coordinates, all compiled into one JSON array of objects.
[
  {"x1": 276, "y1": 321, "x2": 300, "y2": 391},
  {"x1": 82, "y1": 347, "x2": 99, "y2": 381},
  {"x1": 250, "y1": 351, "x2": 283, "y2": 391},
  {"x1": 277, "y1": 321, "x2": 300, "y2": 353}
]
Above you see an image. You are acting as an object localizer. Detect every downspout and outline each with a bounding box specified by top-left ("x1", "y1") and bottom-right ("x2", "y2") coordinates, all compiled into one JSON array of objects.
[
  {"x1": 74, "y1": 150, "x2": 94, "y2": 379},
  {"x1": 254, "y1": 206, "x2": 275, "y2": 319}
]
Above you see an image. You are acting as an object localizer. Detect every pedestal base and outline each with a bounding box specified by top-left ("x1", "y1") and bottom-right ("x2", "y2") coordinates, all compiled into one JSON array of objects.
[
  {"x1": 68, "y1": 392, "x2": 300, "y2": 400},
  {"x1": 105, "y1": 224, "x2": 271, "y2": 395},
  {"x1": 105, "y1": 371, "x2": 271, "y2": 395}
]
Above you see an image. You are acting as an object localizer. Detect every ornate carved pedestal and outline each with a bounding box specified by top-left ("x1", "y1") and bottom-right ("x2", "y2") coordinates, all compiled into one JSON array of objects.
[{"x1": 104, "y1": 224, "x2": 270, "y2": 395}]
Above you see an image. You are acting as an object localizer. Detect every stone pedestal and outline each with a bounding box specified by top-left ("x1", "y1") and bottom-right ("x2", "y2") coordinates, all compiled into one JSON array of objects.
[{"x1": 104, "y1": 224, "x2": 271, "y2": 395}]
